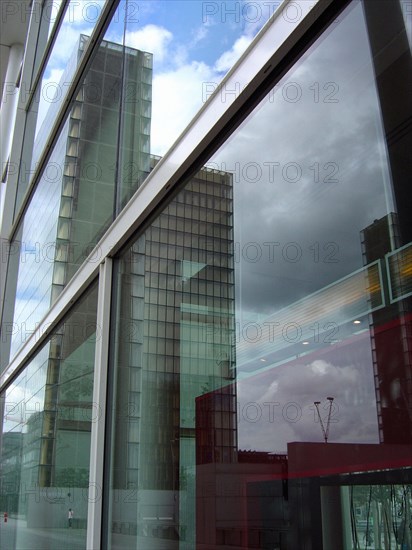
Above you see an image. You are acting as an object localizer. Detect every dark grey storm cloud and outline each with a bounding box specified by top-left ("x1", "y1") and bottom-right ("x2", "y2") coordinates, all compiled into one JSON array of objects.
[
  {"x1": 208, "y1": 2, "x2": 388, "y2": 452},
  {"x1": 211, "y1": 1, "x2": 394, "y2": 316}
]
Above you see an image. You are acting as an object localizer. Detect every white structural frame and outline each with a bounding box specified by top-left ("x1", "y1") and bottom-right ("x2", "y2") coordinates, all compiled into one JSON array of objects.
[{"x1": 86, "y1": 258, "x2": 112, "y2": 550}]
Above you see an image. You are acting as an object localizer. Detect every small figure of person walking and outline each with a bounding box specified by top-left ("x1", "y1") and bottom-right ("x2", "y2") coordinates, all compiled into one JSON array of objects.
[{"x1": 68, "y1": 508, "x2": 74, "y2": 528}]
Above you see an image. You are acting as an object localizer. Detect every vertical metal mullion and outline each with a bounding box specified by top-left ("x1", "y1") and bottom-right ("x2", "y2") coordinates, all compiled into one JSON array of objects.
[{"x1": 86, "y1": 257, "x2": 112, "y2": 550}]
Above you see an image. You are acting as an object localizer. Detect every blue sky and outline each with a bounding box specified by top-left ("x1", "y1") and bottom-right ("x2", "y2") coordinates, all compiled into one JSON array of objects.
[
  {"x1": 132, "y1": 0, "x2": 273, "y2": 67},
  {"x1": 36, "y1": 0, "x2": 280, "y2": 153}
]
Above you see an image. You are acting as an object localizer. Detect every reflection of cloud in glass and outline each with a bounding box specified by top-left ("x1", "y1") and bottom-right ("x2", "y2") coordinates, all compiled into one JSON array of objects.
[
  {"x1": 211, "y1": 2, "x2": 394, "y2": 317},
  {"x1": 125, "y1": 25, "x2": 173, "y2": 64},
  {"x1": 150, "y1": 62, "x2": 218, "y2": 155},
  {"x1": 237, "y1": 336, "x2": 379, "y2": 453},
  {"x1": 203, "y1": 3, "x2": 389, "y2": 453},
  {"x1": 3, "y1": 345, "x2": 50, "y2": 432},
  {"x1": 35, "y1": 67, "x2": 64, "y2": 133},
  {"x1": 214, "y1": 35, "x2": 253, "y2": 73},
  {"x1": 115, "y1": 1, "x2": 276, "y2": 155}
]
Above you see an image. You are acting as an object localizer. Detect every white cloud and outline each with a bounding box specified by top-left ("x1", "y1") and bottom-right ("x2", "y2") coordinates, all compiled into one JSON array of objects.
[
  {"x1": 214, "y1": 35, "x2": 254, "y2": 73},
  {"x1": 190, "y1": 25, "x2": 209, "y2": 47},
  {"x1": 125, "y1": 24, "x2": 173, "y2": 64},
  {"x1": 150, "y1": 61, "x2": 218, "y2": 156},
  {"x1": 36, "y1": 67, "x2": 64, "y2": 132},
  {"x1": 134, "y1": 28, "x2": 256, "y2": 155},
  {"x1": 311, "y1": 359, "x2": 330, "y2": 375}
]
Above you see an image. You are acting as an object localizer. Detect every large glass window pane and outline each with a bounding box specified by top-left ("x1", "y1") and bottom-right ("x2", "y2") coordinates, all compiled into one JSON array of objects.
[
  {"x1": 17, "y1": 0, "x2": 280, "y2": 215},
  {"x1": 105, "y1": 1, "x2": 412, "y2": 548},
  {"x1": 2, "y1": 0, "x2": 280, "y2": 372},
  {"x1": 107, "y1": 166, "x2": 235, "y2": 549},
  {"x1": 118, "y1": 0, "x2": 280, "y2": 156},
  {"x1": 0, "y1": 282, "x2": 98, "y2": 550},
  {"x1": 104, "y1": 0, "x2": 282, "y2": 209}
]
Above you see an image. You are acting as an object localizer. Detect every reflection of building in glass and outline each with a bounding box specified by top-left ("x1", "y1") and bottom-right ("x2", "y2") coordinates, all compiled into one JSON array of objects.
[
  {"x1": 196, "y1": 386, "x2": 289, "y2": 548},
  {"x1": 1, "y1": 35, "x2": 150, "y2": 535},
  {"x1": 111, "y1": 161, "x2": 236, "y2": 543},
  {"x1": 2, "y1": 290, "x2": 98, "y2": 532},
  {"x1": 2, "y1": 34, "x2": 152, "y2": 508},
  {"x1": 361, "y1": 213, "x2": 412, "y2": 444},
  {"x1": 50, "y1": 34, "x2": 153, "y2": 298},
  {"x1": 234, "y1": 260, "x2": 384, "y2": 373},
  {"x1": 0, "y1": 432, "x2": 22, "y2": 514},
  {"x1": 5, "y1": 34, "x2": 153, "y2": 363},
  {"x1": 18, "y1": 35, "x2": 153, "y2": 499},
  {"x1": 36, "y1": 311, "x2": 96, "y2": 490}
]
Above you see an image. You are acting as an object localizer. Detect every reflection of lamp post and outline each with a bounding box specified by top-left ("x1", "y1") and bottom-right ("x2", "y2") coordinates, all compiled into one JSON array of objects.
[{"x1": 314, "y1": 397, "x2": 334, "y2": 443}]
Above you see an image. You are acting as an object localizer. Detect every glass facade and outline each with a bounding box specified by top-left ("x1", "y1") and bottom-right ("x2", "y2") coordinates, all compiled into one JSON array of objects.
[
  {"x1": 2, "y1": 0, "x2": 274, "y2": 370},
  {"x1": 1, "y1": 0, "x2": 411, "y2": 549},
  {"x1": 1, "y1": 9, "x2": 153, "y2": 369},
  {"x1": 0, "y1": 282, "x2": 98, "y2": 550},
  {"x1": 106, "y1": 165, "x2": 235, "y2": 548}
]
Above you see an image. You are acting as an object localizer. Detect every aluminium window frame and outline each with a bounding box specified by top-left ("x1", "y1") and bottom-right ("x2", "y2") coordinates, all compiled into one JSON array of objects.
[{"x1": 87, "y1": 258, "x2": 112, "y2": 550}]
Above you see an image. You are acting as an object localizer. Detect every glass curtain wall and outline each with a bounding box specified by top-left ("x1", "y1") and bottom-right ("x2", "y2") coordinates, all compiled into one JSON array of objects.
[
  {"x1": 0, "y1": 282, "x2": 98, "y2": 550},
  {"x1": 1, "y1": 3, "x2": 137, "y2": 370},
  {"x1": 107, "y1": 166, "x2": 235, "y2": 549},
  {"x1": 105, "y1": 1, "x2": 412, "y2": 549},
  {"x1": 2, "y1": 0, "x2": 275, "y2": 373}
]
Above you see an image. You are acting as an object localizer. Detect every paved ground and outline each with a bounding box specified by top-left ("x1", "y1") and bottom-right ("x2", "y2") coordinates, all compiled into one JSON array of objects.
[
  {"x1": 0, "y1": 517, "x2": 183, "y2": 549},
  {"x1": 0, "y1": 517, "x2": 86, "y2": 550}
]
